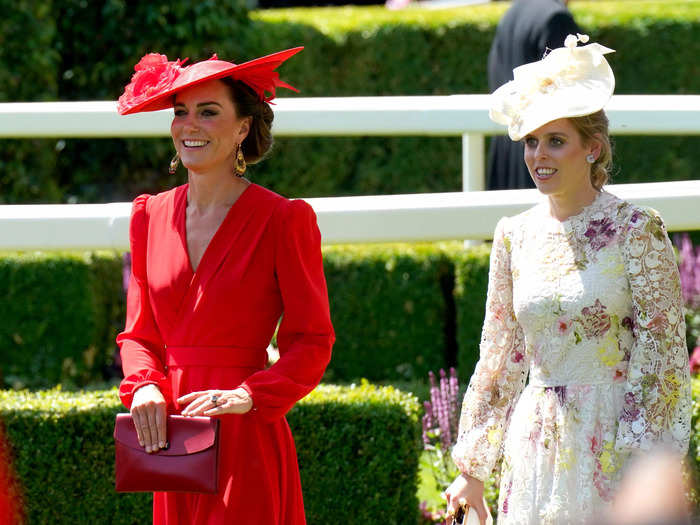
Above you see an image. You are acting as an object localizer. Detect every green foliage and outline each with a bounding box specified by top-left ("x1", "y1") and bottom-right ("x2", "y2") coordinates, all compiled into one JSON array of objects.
[
  {"x1": 0, "y1": 388, "x2": 151, "y2": 524},
  {"x1": 1, "y1": 1, "x2": 698, "y2": 202},
  {"x1": 684, "y1": 376, "x2": 700, "y2": 508},
  {"x1": 291, "y1": 382, "x2": 421, "y2": 524},
  {"x1": 0, "y1": 252, "x2": 124, "y2": 389},
  {"x1": 0, "y1": 242, "x2": 480, "y2": 390},
  {"x1": 454, "y1": 244, "x2": 491, "y2": 381},
  {"x1": 0, "y1": 2, "x2": 60, "y2": 203},
  {"x1": 246, "y1": 1, "x2": 699, "y2": 198},
  {"x1": 323, "y1": 244, "x2": 453, "y2": 382},
  {"x1": 0, "y1": 382, "x2": 421, "y2": 525},
  {"x1": 50, "y1": 0, "x2": 251, "y2": 203}
]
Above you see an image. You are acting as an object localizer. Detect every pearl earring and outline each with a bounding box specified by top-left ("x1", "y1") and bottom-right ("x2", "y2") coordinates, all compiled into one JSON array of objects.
[{"x1": 586, "y1": 154, "x2": 596, "y2": 164}]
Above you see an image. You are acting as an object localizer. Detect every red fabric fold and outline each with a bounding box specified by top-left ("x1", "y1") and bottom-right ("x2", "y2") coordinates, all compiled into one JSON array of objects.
[{"x1": 241, "y1": 199, "x2": 334, "y2": 421}]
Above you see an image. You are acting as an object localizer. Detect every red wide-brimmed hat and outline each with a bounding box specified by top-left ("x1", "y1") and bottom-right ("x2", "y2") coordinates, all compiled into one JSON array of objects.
[{"x1": 117, "y1": 47, "x2": 303, "y2": 115}]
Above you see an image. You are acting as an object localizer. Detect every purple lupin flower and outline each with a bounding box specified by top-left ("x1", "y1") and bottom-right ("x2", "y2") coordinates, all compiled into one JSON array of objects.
[
  {"x1": 448, "y1": 367, "x2": 459, "y2": 438},
  {"x1": 675, "y1": 233, "x2": 700, "y2": 307},
  {"x1": 122, "y1": 252, "x2": 132, "y2": 293},
  {"x1": 423, "y1": 369, "x2": 464, "y2": 452},
  {"x1": 422, "y1": 401, "x2": 434, "y2": 446},
  {"x1": 695, "y1": 245, "x2": 700, "y2": 306},
  {"x1": 438, "y1": 369, "x2": 451, "y2": 448}
]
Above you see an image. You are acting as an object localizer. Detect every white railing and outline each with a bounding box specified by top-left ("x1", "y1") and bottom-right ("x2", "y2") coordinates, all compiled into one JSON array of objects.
[
  {"x1": 0, "y1": 95, "x2": 699, "y2": 250},
  {"x1": 1, "y1": 95, "x2": 698, "y2": 194},
  {"x1": 2, "y1": 180, "x2": 700, "y2": 250}
]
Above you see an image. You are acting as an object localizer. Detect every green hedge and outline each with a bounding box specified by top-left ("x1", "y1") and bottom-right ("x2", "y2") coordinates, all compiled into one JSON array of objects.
[
  {"x1": 0, "y1": 243, "x2": 492, "y2": 388},
  {"x1": 0, "y1": 252, "x2": 124, "y2": 389},
  {"x1": 0, "y1": 0, "x2": 250, "y2": 204},
  {"x1": 0, "y1": 2, "x2": 697, "y2": 203},
  {"x1": 454, "y1": 245, "x2": 491, "y2": 380},
  {"x1": 0, "y1": 382, "x2": 421, "y2": 525},
  {"x1": 323, "y1": 244, "x2": 454, "y2": 382},
  {"x1": 0, "y1": 2, "x2": 59, "y2": 204}
]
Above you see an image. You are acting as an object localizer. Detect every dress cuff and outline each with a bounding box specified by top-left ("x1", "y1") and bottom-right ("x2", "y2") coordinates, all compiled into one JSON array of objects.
[
  {"x1": 239, "y1": 382, "x2": 258, "y2": 413},
  {"x1": 119, "y1": 370, "x2": 172, "y2": 410},
  {"x1": 451, "y1": 443, "x2": 490, "y2": 483}
]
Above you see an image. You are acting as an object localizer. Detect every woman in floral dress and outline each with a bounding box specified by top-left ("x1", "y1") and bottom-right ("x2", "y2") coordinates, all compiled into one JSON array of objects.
[{"x1": 445, "y1": 35, "x2": 691, "y2": 525}]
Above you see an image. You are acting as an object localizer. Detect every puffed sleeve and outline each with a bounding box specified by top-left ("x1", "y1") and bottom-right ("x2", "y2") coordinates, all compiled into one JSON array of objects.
[
  {"x1": 616, "y1": 208, "x2": 691, "y2": 454},
  {"x1": 241, "y1": 199, "x2": 335, "y2": 422},
  {"x1": 451, "y1": 217, "x2": 528, "y2": 482},
  {"x1": 116, "y1": 194, "x2": 172, "y2": 410}
]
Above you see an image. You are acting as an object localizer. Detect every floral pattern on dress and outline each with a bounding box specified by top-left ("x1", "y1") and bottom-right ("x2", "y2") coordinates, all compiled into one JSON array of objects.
[{"x1": 451, "y1": 191, "x2": 691, "y2": 525}]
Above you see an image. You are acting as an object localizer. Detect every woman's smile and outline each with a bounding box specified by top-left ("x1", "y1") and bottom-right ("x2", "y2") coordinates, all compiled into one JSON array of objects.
[
  {"x1": 534, "y1": 167, "x2": 557, "y2": 181},
  {"x1": 182, "y1": 139, "x2": 209, "y2": 148}
]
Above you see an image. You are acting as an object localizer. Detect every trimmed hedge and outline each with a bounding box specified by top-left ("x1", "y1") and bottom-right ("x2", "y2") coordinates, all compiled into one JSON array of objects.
[
  {"x1": 453, "y1": 245, "x2": 491, "y2": 380},
  {"x1": 323, "y1": 244, "x2": 454, "y2": 382},
  {"x1": 0, "y1": 243, "x2": 493, "y2": 387},
  {"x1": 0, "y1": 2, "x2": 698, "y2": 203},
  {"x1": 0, "y1": 382, "x2": 421, "y2": 525},
  {"x1": 250, "y1": 2, "x2": 700, "y2": 198},
  {"x1": 0, "y1": 252, "x2": 124, "y2": 389},
  {"x1": 0, "y1": 2, "x2": 59, "y2": 204}
]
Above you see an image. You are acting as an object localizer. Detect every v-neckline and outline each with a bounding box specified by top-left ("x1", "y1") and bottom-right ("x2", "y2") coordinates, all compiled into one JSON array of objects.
[{"x1": 177, "y1": 182, "x2": 255, "y2": 275}]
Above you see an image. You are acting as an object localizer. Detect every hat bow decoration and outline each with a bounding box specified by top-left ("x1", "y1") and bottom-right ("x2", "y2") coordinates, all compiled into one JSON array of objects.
[{"x1": 489, "y1": 34, "x2": 615, "y2": 141}]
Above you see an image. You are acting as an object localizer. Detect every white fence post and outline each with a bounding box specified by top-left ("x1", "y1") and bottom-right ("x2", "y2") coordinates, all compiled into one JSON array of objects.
[
  {"x1": 462, "y1": 132, "x2": 485, "y2": 193},
  {"x1": 462, "y1": 132, "x2": 485, "y2": 246}
]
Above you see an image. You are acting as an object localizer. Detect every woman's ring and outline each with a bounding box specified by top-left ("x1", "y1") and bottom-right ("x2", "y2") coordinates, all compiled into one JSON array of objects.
[{"x1": 211, "y1": 395, "x2": 219, "y2": 406}]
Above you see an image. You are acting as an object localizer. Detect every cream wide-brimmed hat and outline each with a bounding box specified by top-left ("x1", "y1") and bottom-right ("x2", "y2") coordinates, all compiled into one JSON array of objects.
[{"x1": 489, "y1": 34, "x2": 615, "y2": 141}]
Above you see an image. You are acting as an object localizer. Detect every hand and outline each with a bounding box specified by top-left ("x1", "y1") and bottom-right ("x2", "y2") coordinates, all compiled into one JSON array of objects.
[
  {"x1": 130, "y1": 384, "x2": 167, "y2": 454},
  {"x1": 178, "y1": 388, "x2": 253, "y2": 417},
  {"x1": 444, "y1": 473, "x2": 488, "y2": 525}
]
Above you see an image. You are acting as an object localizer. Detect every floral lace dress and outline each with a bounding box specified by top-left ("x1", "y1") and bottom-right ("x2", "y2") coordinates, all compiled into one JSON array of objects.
[{"x1": 451, "y1": 191, "x2": 691, "y2": 525}]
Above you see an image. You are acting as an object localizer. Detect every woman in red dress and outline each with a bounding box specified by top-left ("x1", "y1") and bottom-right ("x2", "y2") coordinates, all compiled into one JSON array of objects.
[{"x1": 116, "y1": 48, "x2": 335, "y2": 524}]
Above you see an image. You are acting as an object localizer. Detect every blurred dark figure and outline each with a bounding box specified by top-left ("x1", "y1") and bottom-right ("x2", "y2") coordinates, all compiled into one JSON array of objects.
[{"x1": 487, "y1": 0, "x2": 580, "y2": 190}]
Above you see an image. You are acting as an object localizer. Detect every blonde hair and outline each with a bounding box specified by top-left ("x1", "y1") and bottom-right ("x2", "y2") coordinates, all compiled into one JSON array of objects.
[{"x1": 568, "y1": 110, "x2": 613, "y2": 190}]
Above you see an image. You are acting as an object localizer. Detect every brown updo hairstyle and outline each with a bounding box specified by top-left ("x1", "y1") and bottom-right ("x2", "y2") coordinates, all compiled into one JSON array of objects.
[
  {"x1": 568, "y1": 110, "x2": 613, "y2": 191},
  {"x1": 220, "y1": 77, "x2": 274, "y2": 165}
]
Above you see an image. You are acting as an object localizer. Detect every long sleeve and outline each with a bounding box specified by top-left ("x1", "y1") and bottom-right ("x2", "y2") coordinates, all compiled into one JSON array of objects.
[
  {"x1": 241, "y1": 199, "x2": 335, "y2": 422},
  {"x1": 116, "y1": 194, "x2": 171, "y2": 410},
  {"x1": 451, "y1": 217, "x2": 528, "y2": 481},
  {"x1": 616, "y1": 208, "x2": 691, "y2": 453}
]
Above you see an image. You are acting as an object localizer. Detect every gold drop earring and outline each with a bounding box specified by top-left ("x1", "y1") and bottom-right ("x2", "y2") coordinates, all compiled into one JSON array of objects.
[
  {"x1": 169, "y1": 152, "x2": 180, "y2": 174},
  {"x1": 234, "y1": 143, "x2": 246, "y2": 177}
]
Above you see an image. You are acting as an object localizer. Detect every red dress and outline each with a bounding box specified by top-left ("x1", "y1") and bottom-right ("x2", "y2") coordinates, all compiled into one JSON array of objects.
[{"x1": 116, "y1": 183, "x2": 334, "y2": 525}]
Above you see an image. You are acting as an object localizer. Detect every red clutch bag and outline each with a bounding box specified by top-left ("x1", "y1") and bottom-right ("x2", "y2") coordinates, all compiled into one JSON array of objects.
[{"x1": 114, "y1": 413, "x2": 220, "y2": 493}]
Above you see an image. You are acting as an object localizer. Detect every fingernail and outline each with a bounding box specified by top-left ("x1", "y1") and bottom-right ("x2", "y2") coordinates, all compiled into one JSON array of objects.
[
  {"x1": 146, "y1": 446, "x2": 152, "y2": 453},
  {"x1": 159, "y1": 441, "x2": 165, "y2": 448}
]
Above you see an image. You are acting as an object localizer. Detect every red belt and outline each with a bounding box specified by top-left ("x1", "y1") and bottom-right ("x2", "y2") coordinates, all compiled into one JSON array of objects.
[{"x1": 165, "y1": 346, "x2": 267, "y2": 369}]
